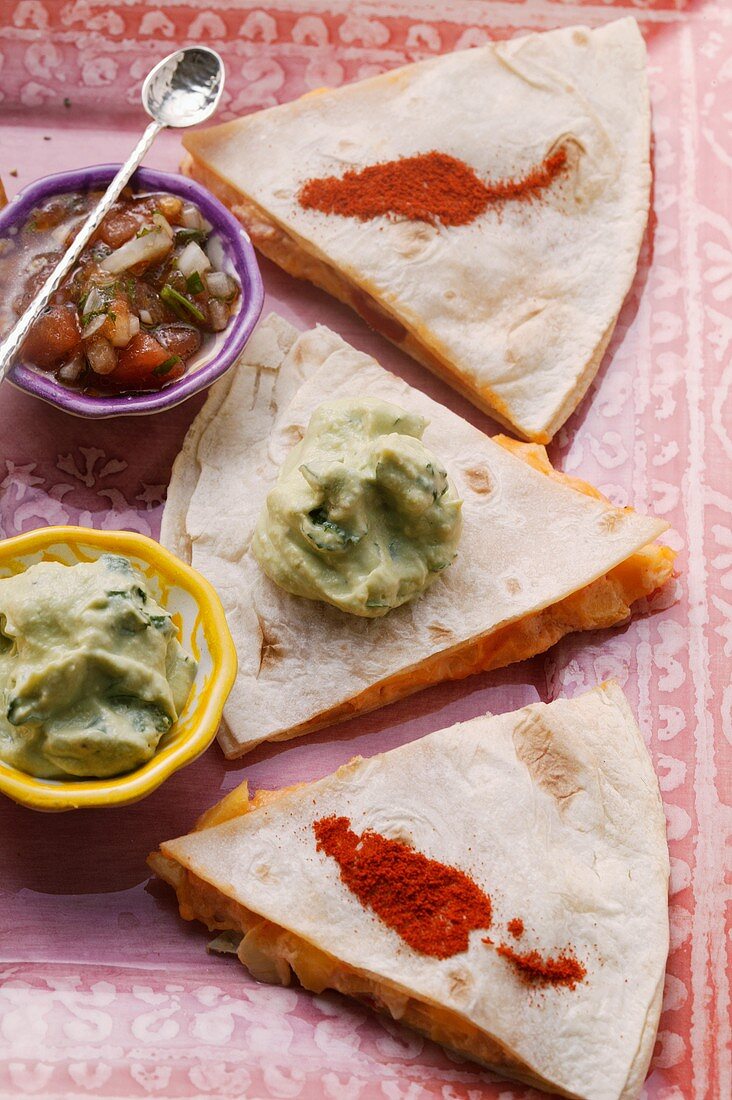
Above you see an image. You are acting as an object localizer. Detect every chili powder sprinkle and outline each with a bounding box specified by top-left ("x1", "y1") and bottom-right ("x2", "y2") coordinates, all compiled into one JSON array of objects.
[
  {"x1": 496, "y1": 943, "x2": 586, "y2": 989},
  {"x1": 298, "y1": 147, "x2": 568, "y2": 227},
  {"x1": 507, "y1": 918, "x2": 525, "y2": 938},
  {"x1": 313, "y1": 815, "x2": 492, "y2": 959}
]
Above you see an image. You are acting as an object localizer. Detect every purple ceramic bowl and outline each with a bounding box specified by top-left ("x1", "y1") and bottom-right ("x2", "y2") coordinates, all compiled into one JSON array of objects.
[{"x1": 0, "y1": 165, "x2": 264, "y2": 417}]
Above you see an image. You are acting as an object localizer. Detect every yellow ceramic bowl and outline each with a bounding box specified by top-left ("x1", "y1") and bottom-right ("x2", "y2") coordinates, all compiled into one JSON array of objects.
[{"x1": 0, "y1": 526, "x2": 237, "y2": 811}]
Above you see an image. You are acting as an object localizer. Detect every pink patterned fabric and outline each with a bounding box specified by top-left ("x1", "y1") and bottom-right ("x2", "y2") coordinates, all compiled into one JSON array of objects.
[{"x1": 0, "y1": 2, "x2": 729, "y2": 1098}]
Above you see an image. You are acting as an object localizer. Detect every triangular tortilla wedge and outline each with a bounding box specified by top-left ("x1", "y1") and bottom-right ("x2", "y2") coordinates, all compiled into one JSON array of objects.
[
  {"x1": 182, "y1": 18, "x2": 650, "y2": 443},
  {"x1": 151, "y1": 683, "x2": 670, "y2": 1100},
  {"x1": 161, "y1": 313, "x2": 674, "y2": 758}
]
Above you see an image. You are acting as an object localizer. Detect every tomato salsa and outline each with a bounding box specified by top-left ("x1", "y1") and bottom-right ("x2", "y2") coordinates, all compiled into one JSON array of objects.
[{"x1": 0, "y1": 188, "x2": 240, "y2": 393}]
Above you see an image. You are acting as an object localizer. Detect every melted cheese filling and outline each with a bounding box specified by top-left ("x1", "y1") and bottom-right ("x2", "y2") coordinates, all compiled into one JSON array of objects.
[
  {"x1": 153, "y1": 860, "x2": 553, "y2": 1093},
  {"x1": 152, "y1": 780, "x2": 578, "y2": 1096}
]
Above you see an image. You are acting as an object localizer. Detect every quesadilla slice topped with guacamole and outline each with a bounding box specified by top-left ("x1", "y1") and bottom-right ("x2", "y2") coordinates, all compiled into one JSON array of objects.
[
  {"x1": 181, "y1": 18, "x2": 650, "y2": 442},
  {"x1": 151, "y1": 683, "x2": 670, "y2": 1100},
  {"x1": 161, "y1": 313, "x2": 674, "y2": 758}
]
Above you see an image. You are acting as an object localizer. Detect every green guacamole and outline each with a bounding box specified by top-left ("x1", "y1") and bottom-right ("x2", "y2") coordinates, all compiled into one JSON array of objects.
[
  {"x1": 253, "y1": 397, "x2": 463, "y2": 617},
  {"x1": 0, "y1": 555, "x2": 197, "y2": 779}
]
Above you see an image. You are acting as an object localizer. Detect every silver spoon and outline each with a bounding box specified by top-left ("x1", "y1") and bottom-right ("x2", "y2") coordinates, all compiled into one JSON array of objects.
[{"x1": 0, "y1": 46, "x2": 225, "y2": 385}]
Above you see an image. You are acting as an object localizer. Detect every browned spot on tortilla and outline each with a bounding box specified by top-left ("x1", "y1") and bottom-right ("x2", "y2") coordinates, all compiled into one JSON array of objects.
[
  {"x1": 573, "y1": 29, "x2": 589, "y2": 45},
  {"x1": 259, "y1": 628, "x2": 285, "y2": 672},
  {"x1": 506, "y1": 578, "x2": 521, "y2": 595},
  {"x1": 278, "y1": 423, "x2": 305, "y2": 450},
  {"x1": 383, "y1": 822, "x2": 416, "y2": 846},
  {"x1": 391, "y1": 220, "x2": 435, "y2": 261},
  {"x1": 512, "y1": 715, "x2": 582, "y2": 803},
  {"x1": 599, "y1": 510, "x2": 625, "y2": 533},
  {"x1": 464, "y1": 466, "x2": 493, "y2": 494},
  {"x1": 350, "y1": 286, "x2": 408, "y2": 344},
  {"x1": 291, "y1": 341, "x2": 309, "y2": 367},
  {"x1": 428, "y1": 623, "x2": 455, "y2": 643},
  {"x1": 448, "y1": 968, "x2": 473, "y2": 999}
]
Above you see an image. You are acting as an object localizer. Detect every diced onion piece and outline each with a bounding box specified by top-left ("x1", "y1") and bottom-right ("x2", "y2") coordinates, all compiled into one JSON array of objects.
[
  {"x1": 152, "y1": 211, "x2": 174, "y2": 239},
  {"x1": 86, "y1": 336, "x2": 117, "y2": 375},
  {"x1": 237, "y1": 928, "x2": 291, "y2": 987},
  {"x1": 52, "y1": 220, "x2": 78, "y2": 248},
  {"x1": 139, "y1": 309, "x2": 153, "y2": 325},
  {"x1": 82, "y1": 312, "x2": 107, "y2": 338},
  {"x1": 177, "y1": 240, "x2": 211, "y2": 278},
  {"x1": 58, "y1": 354, "x2": 85, "y2": 382},
  {"x1": 180, "y1": 203, "x2": 204, "y2": 230},
  {"x1": 82, "y1": 286, "x2": 106, "y2": 318},
  {"x1": 106, "y1": 306, "x2": 140, "y2": 348},
  {"x1": 100, "y1": 225, "x2": 172, "y2": 274},
  {"x1": 209, "y1": 299, "x2": 230, "y2": 332},
  {"x1": 205, "y1": 271, "x2": 236, "y2": 300}
]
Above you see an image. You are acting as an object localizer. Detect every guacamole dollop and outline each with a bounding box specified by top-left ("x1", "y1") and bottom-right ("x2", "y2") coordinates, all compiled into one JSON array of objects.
[
  {"x1": 0, "y1": 554, "x2": 197, "y2": 779},
  {"x1": 253, "y1": 397, "x2": 463, "y2": 617}
]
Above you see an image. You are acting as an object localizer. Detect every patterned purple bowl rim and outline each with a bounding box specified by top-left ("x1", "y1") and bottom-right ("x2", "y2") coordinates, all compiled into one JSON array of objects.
[{"x1": 0, "y1": 164, "x2": 264, "y2": 418}]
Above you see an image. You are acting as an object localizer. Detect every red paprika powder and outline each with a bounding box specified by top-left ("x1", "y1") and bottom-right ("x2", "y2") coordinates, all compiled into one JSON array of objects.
[
  {"x1": 313, "y1": 815, "x2": 492, "y2": 959},
  {"x1": 496, "y1": 943, "x2": 586, "y2": 989},
  {"x1": 298, "y1": 147, "x2": 568, "y2": 227},
  {"x1": 313, "y1": 816, "x2": 586, "y2": 989}
]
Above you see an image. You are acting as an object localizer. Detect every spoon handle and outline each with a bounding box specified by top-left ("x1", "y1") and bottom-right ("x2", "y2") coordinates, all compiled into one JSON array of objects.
[{"x1": 0, "y1": 118, "x2": 162, "y2": 385}]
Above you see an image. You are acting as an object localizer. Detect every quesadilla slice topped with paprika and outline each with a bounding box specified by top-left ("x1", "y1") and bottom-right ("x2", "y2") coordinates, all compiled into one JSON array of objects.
[
  {"x1": 161, "y1": 313, "x2": 674, "y2": 759},
  {"x1": 151, "y1": 683, "x2": 670, "y2": 1100},
  {"x1": 181, "y1": 18, "x2": 650, "y2": 442}
]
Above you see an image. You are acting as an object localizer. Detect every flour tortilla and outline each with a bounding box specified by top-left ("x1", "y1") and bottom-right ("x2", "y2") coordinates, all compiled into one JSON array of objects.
[
  {"x1": 162, "y1": 313, "x2": 667, "y2": 758},
  {"x1": 159, "y1": 683, "x2": 670, "y2": 1100},
  {"x1": 182, "y1": 18, "x2": 650, "y2": 442}
]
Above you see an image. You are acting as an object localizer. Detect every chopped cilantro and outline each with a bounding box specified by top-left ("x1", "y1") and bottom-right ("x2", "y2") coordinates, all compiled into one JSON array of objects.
[
  {"x1": 186, "y1": 270, "x2": 204, "y2": 295},
  {"x1": 160, "y1": 284, "x2": 205, "y2": 322},
  {"x1": 174, "y1": 227, "x2": 206, "y2": 246},
  {"x1": 148, "y1": 614, "x2": 170, "y2": 630},
  {"x1": 152, "y1": 355, "x2": 181, "y2": 377}
]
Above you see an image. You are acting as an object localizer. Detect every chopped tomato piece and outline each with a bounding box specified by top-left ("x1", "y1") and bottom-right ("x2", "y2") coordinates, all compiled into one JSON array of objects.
[
  {"x1": 28, "y1": 199, "x2": 69, "y2": 232},
  {"x1": 155, "y1": 323, "x2": 202, "y2": 361},
  {"x1": 13, "y1": 252, "x2": 61, "y2": 314},
  {"x1": 97, "y1": 208, "x2": 145, "y2": 249},
  {"x1": 108, "y1": 333, "x2": 184, "y2": 389},
  {"x1": 20, "y1": 303, "x2": 82, "y2": 370}
]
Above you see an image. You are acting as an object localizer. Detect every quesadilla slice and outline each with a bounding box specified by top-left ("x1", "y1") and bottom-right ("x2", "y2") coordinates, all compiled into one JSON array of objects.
[
  {"x1": 151, "y1": 683, "x2": 670, "y2": 1100},
  {"x1": 161, "y1": 313, "x2": 674, "y2": 758},
  {"x1": 182, "y1": 18, "x2": 650, "y2": 442}
]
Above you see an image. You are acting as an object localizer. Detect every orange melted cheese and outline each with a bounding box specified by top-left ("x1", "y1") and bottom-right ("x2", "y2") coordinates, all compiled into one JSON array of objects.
[{"x1": 155, "y1": 858, "x2": 558, "y2": 1089}]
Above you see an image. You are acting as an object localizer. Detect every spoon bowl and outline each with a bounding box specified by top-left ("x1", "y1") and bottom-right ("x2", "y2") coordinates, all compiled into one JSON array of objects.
[{"x1": 143, "y1": 47, "x2": 224, "y2": 128}]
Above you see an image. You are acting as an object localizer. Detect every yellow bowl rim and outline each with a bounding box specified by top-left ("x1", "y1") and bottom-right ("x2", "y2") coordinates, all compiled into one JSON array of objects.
[{"x1": 0, "y1": 525, "x2": 237, "y2": 810}]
